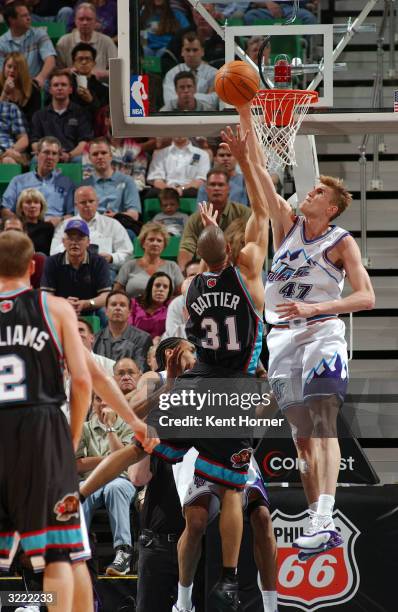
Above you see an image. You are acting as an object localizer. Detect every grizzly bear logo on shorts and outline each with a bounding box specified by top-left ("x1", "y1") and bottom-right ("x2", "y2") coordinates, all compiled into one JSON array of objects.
[
  {"x1": 54, "y1": 493, "x2": 80, "y2": 521},
  {"x1": 230, "y1": 448, "x2": 253, "y2": 469}
]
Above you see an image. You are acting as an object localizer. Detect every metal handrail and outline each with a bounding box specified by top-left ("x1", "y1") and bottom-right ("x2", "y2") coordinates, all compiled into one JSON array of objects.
[{"x1": 358, "y1": 0, "x2": 391, "y2": 267}]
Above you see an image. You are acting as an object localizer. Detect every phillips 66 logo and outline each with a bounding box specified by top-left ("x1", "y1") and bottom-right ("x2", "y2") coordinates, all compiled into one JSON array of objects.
[{"x1": 272, "y1": 509, "x2": 360, "y2": 610}]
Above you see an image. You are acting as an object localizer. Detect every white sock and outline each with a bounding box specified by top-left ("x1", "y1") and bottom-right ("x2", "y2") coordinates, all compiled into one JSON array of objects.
[
  {"x1": 176, "y1": 582, "x2": 193, "y2": 610},
  {"x1": 261, "y1": 590, "x2": 278, "y2": 612},
  {"x1": 317, "y1": 494, "x2": 335, "y2": 516},
  {"x1": 309, "y1": 501, "x2": 318, "y2": 512}
]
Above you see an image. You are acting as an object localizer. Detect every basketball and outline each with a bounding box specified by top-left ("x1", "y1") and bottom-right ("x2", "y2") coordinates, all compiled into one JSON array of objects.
[{"x1": 214, "y1": 60, "x2": 260, "y2": 107}]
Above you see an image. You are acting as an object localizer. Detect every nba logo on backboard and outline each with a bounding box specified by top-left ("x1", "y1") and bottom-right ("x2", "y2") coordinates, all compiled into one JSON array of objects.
[
  {"x1": 272, "y1": 509, "x2": 360, "y2": 610},
  {"x1": 130, "y1": 75, "x2": 149, "y2": 117}
]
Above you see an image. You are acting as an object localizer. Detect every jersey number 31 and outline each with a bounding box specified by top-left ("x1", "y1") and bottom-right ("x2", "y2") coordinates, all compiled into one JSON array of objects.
[{"x1": 201, "y1": 316, "x2": 241, "y2": 351}]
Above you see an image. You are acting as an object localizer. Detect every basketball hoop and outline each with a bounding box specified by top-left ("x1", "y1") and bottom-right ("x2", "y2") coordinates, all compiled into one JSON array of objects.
[{"x1": 251, "y1": 89, "x2": 319, "y2": 170}]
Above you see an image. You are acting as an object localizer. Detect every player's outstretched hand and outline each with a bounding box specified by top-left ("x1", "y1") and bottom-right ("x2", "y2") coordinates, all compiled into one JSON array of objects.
[
  {"x1": 276, "y1": 301, "x2": 319, "y2": 320},
  {"x1": 220, "y1": 125, "x2": 249, "y2": 163},
  {"x1": 199, "y1": 201, "x2": 218, "y2": 227},
  {"x1": 133, "y1": 418, "x2": 159, "y2": 453},
  {"x1": 167, "y1": 345, "x2": 187, "y2": 379}
]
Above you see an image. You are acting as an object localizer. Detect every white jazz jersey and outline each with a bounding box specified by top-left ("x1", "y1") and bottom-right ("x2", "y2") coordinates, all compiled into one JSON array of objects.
[{"x1": 265, "y1": 216, "x2": 350, "y2": 325}]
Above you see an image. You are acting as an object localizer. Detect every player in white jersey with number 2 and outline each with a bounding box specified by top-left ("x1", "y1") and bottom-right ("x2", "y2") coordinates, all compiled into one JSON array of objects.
[{"x1": 236, "y1": 103, "x2": 375, "y2": 560}]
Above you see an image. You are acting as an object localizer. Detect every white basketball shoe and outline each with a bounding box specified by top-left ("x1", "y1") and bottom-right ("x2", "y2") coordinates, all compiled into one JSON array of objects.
[
  {"x1": 172, "y1": 605, "x2": 195, "y2": 612},
  {"x1": 293, "y1": 510, "x2": 344, "y2": 561}
]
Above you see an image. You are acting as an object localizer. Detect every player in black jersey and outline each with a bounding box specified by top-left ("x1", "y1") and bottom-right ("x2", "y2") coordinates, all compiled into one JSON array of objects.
[
  {"x1": 0, "y1": 230, "x2": 93, "y2": 612},
  {"x1": 149, "y1": 124, "x2": 270, "y2": 611}
]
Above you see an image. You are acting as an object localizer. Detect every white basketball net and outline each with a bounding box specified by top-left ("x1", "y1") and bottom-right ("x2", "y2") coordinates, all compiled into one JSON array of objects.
[{"x1": 251, "y1": 90, "x2": 318, "y2": 173}]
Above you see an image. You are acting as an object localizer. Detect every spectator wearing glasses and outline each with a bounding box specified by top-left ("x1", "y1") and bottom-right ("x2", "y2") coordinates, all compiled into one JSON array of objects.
[
  {"x1": 1, "y1": 136, "x2": 75, "y2": 225},
  {"x1": 40, "y1": 218, "x2": 112, "y2": 316},
  {"x1": 70, "y1": 42, "x2": 109, "y2": 121},
  {"x1": 56, "y1": 2, "x2": 118, "y2": 81}
]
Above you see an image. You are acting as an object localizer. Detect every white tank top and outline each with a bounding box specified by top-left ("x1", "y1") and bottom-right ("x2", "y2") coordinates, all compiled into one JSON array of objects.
[{"x1": 265, "y1": 216, "x2": 350, "y2": 325}]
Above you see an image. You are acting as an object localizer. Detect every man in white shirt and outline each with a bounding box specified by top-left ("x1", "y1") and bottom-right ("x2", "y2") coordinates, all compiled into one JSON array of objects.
[
  {"x1": 163, "y1": 261, "x2": 200, "y2": 339},
  {"x1": 163, "y1": 31, "x2": 218, "y2": 108},
  {"x1": 77, "y1": 317, "x2": 115, "y2": 376},
  {"x1": 146, "y1": 137, "x2": 210, "y2": 199},
  {"x1": 50, "y1": 185, "x2": 133, "y2": 280}
]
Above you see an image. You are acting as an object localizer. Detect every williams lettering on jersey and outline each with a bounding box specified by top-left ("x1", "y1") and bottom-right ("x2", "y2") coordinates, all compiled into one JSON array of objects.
[
  {"x1": 0, "y1": 289, "x2": 65, "y2": 407},
  {"x1": 0, "y1": 325, "x2": 49, "y2": 351}
]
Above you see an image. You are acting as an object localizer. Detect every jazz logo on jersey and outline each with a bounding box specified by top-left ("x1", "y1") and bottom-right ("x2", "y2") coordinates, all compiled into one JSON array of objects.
[
  {"x1": 130, "y1": 75, "x2": 149, "y2": 117},
  {"x1": 0, "y1": 300, "x2": 13, "y2": 313},
  {"x1": 272, "y1": 509, "x2": 360, "y2": 610},
  {"x1": 206, "y1": 277, "x2": 217, "y2": 288}
]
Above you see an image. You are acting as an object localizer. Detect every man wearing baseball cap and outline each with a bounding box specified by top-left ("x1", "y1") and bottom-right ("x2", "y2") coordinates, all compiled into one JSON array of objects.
[{"x1": 41, "y1": 218, "x2": 112, "y2": 316}]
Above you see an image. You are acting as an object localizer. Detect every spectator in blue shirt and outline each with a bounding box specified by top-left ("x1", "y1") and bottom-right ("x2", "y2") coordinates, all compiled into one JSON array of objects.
[
  {"x1": 83, "y1": 137, "x2": 141, "y2": 221},
  {"x1": 0, "y1": 100, "x2": 29, "y2": 165},
  {"x1": 244, "y1": 1, "x2": 318, "y2": 26},
  {"x1": 1, "y1": 136, "x2": 75, "y2": 225},
  {"x1": 0, "y1": 1, "x2": 56, "y2": 89}
]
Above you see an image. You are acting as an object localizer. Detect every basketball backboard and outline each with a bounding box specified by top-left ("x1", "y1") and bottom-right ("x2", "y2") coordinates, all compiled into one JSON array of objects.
[{"x1": 110, "y1": 0, "x2": 398, "y2": 138}]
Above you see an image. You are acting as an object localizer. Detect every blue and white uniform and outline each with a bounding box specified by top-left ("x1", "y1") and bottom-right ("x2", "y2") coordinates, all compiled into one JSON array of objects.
[{"x1": 265, "y1": 216, "x2": 350, "y2": 409}]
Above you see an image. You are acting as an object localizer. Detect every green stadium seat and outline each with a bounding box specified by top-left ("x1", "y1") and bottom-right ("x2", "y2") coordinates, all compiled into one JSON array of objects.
[
  {"x1": 133, "y1": 235, "x2": 180, "y2": 261},
  {"x1": 228, "y1": 17, "x2": 245, "y2": 26},
  {"x1": 57, "y1": 163, "x2": 82, "y2": 185},
  {"x1": 143, "y1": 198, "x2": 161, "y2": 222},
  {"x1": 0, "y1": 22, "x2": 66, "y2": 42},
  {"x1": 0, "y1": 164, "x2": 22, "y2": 195},
  {"x1": 180, "y1": 197, "x2": 197, "y2": 215},
  {"x1": 32, "y1": 22, "x2": 66, "y2": 43},
  {"x1": 81, "y1": 315, "x2": 101, "y2": 334},
  {"x1": 141, "y1": 56, "x2": 162, "y2": 75}
]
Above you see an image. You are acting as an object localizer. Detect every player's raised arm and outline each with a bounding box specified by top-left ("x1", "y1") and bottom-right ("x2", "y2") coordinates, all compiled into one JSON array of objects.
[
  {"x1": 238, "y1": 102, "x2": 294, "y2": 235},
  {"x1": 48, "y1": 296, "x2": 92, "y2": 451},
  {"x1": 221, "y1": 124, "x2": 268, "y2": 276},
  {"x1": 84, "y1": 349, "x2": 160, "y2": 454}
]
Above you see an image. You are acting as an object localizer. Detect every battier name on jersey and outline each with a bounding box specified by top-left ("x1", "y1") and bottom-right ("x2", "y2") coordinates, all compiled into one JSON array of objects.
[
  {"x1": 190, "y1": 291, "x2": 241, "y2": 316},
  {"x1": 0, "y1": 325, "x2": 49, "y2": 352}
]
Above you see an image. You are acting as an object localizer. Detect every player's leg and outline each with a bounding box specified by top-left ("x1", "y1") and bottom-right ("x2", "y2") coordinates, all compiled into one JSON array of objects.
[
  {"x1": 71, "y1": 560, "x2": 94, "y2": 612},
  {"x1": 285, "y1": 404, "x2": 320, "y2": 507},
  {"x1": 294, "y1": 321, "x2": 347, "y2": 558},
  {"x1": 219, "y1": 487, "x2": 243, "y2": 569},
  {"x1": 174, "y1": 496, "x2": 211, "y2": 612},
  {"x1": 248, "y1": 491, "x2": 278, "y2": 612},
  {"x1": 208, "y1": 485, "x2": 243, "y2": 611},
  {"x1": 80, "y1": 443, "x2": 146, "y2": 498},
  {"x1": 102, "y1": 477, "x2": 136, "y2": 576},
  {"x1": 43, "y1": 560, "x2": 74, "y2": 612}
]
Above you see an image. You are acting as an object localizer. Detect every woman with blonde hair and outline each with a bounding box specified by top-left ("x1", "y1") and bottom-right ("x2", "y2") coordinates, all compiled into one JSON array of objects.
[
  {"x1": 0, "y1": 52, "x2": 41, "y2": 124},
  {"x1": 16, "y1": 188, "x2": 54, "y2": 254},
  {"x1": 114, "y1": 221, "x2": 184, "y2": 298}
]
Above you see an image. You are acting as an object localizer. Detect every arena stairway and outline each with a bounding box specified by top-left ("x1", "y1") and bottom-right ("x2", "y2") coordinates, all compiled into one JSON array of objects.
[{"x1": 313, "y1": 0, "x2": 398, "y2": 478}]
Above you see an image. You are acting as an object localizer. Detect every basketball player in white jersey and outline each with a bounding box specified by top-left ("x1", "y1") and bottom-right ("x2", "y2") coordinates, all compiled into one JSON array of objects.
[{"x1": 230, "y1": 105, "x2": 375, "y2": 559}]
